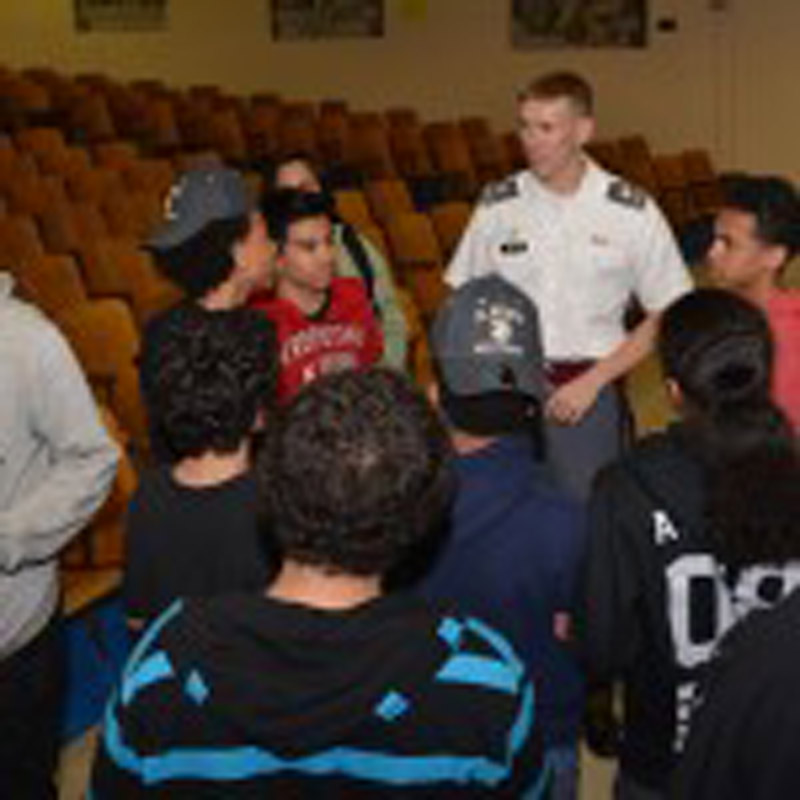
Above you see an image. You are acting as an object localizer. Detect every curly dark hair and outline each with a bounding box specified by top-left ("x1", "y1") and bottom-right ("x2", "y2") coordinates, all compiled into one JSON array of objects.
[
  {"x1": 151, "y1": 305, "x2": 278, "y2": 458},
  {"x1": 722, "y1": 174, "x2": 800, "y2": 261},
  {"x1": 659, "y1": 288, "x2": 800, "y2": 569},
  {"x1": 148, "y1": 215, "x2": 252, "y2": 298},
  {"x1": 258, "y1": 368, "x2": 455, "y2": 576}
]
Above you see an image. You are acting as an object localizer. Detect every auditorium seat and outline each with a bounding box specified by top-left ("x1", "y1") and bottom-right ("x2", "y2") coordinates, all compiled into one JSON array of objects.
[
  {"x1": 460, "y1": 116, "x2": 510, "y2": 184},
  {"x1": 388, "y1": 121, "x2": 435, "y2": 182},
  {"x1": 78, "y1": 237, "x2": 181, "y2": 327},
  {"x1": 0, "y1": 213, "x2": 46, "y2": 265},
  {"x1": 585, "y1": 138, "x2": 625, "y2": 174},
  {"x1": 383, "y1": 211, "x2": 448, "y2": 319},
  {"x1": 349, "y1": 112, "x2": 396, "y2": 179},
  {"x1": 277, "y1": 111, "x2": 319, "y2": 162},
  {"x1": 93, "y1": 139, "x2": 140, "y2": 171},
  {"x1": 66, "y1": 166, "x2": 126, "y2": 206},
  {"x1": 318, "y1": 100, "x2": 352, "y2": 165},
  {"x1": 617, "y1": 134, "x2": 658, "y2": 194},
  {"x1": 423, "y1": 121, "x2": 479, "y2": 199},
  {"x1": 652, "y1": 153, "x2": 693, "y2": 229},
  {"x1": 15, "y1": 126, "x2": 69, "y2": 172},
  {"x1": 364, "y1": 177, "x2": 415, "y2": 223},
  {"x1": 5, "y1": 172, "x2": 68, "y2": 217},
  {"x1": 682, "y1": 148, "x2": 723, "y2": 216},
  {"x1": 54, "y1": 297, "x2": 148, "y2": 457},
  {"x1": 429, "y1": 200, "x2": 472, "y2": 260},
  {"x1": 13, "y1": 253, "x2": 88, "y2": 319},
  {"x1": 333, "y1": 188, "x2": 375, "y2": 229}
]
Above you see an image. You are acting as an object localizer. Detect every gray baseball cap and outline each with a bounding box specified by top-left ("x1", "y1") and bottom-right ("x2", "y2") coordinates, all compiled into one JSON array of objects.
[
  {"x1": 431, "y1": 274, "x2": 544, "y2": 399},
  {"x1": 147, "y1": 167, "x2": 252, "y2": 251}
]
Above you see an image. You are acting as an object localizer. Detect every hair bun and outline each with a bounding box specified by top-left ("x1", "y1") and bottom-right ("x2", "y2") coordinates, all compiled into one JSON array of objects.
[{"x1": 691, "y1": 333, "x2": 770, "y2": 408}]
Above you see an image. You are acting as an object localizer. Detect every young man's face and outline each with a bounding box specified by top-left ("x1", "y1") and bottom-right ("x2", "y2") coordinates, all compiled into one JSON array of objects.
[
  {"x1": 517, "y1": 96, "x2": 593, "y2": 186},
  {"x1": 277, "y1": 215, "x2": 336, "y2": 296},
  {"x1": 234, "y1": 212, "x2": 276, "y2": 290},
  {"x1": 708, "y1": 208, "x2": 782, "y2": 295}
]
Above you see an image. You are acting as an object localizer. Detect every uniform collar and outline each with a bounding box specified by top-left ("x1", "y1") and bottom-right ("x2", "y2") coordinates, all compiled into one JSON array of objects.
[
  {"x1": 523, "y1": 156, "x2": 603, "y2": 204},
  {"x1": 0, "y1": 272, "x2": 13, "y2": 303}
]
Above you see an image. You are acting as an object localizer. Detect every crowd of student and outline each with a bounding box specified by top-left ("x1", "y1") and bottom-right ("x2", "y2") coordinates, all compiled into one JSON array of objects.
[{"x1": 2, "y1": 68, "x2": 800, "y2": 799}]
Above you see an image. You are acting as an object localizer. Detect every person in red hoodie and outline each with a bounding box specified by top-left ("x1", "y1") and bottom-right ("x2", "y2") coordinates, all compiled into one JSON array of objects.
[{"x1": 251, "y1": 189, "x2": 383, "y2": 402}]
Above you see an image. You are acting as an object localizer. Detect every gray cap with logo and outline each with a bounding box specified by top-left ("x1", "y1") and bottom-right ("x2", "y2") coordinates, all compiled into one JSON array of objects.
[
  {"x1": 431, "y1": 274, "x2": 544, "y2": 399},
  {"x1": 147, "y1": 167, "x2": 252, "y2": 251}
]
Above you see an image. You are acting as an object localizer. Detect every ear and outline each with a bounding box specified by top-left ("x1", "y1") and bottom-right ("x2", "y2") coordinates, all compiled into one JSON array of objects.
[
  {"x1": 231, "y1": 238, "x2": 244, "y2": 267},
  {"x1": 664, "y1": 377, "x2": 683, "y2": 409},
  {"x1": 765, "y1": 242, "x2": 789, "y2": 277},
  {"x1": 576, "y1": 115, "x2": 595, "y2": 147}
]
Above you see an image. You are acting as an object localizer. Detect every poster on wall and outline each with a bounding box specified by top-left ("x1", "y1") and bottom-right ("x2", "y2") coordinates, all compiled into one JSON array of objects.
[
  {"x1": 511, "y1": 0, "x2": 647, "y2": 48},
  {"x1": 271, "y1": 0, "x2": 384, "y2": 40},
  {"x1": 75, "y1": 0, "x2": 168, "y2": 32}
]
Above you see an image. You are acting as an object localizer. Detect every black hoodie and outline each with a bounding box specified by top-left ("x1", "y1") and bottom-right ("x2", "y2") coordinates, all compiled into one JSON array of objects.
[
  {"x1": 92, "y1": 591, "x2": 547, "y2": 798},
  {"x1": 673, "y1": 586, "x2": 800, "y2": 799},
  {"x1": 580, "y1": 425, "x2": 800, "y2": 791}
]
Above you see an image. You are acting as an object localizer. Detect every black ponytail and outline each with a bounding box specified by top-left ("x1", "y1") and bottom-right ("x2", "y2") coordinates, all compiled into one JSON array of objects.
[{"x1": 660, "y1": 289, "x2": 800, "y2": 570}]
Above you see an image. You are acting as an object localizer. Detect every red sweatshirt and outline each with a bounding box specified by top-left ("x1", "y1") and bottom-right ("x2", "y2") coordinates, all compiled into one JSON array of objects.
[{"x1": 252, "y1": 277, "x2": 384, "y2": 403}]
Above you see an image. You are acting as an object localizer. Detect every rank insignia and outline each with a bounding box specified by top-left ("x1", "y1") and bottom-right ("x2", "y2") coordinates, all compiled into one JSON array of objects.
[
  {"x1": 480, "y1": 176, "x2": 520, "y2": 206},
  {"x1": 607, "y1": 179, "x2": 646, "y2": 209}
]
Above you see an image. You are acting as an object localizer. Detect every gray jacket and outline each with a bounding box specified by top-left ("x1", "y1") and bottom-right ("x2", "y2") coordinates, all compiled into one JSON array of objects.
[{"x1": 0, "y1": 273, "x2": 119, "y2": 658}]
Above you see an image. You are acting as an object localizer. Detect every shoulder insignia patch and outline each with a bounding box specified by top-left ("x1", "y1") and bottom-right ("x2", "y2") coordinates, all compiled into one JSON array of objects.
[
  {"x1": 607, "y1": 179, "x2": 646, "y2": 210},
  {"x1": 480, "y1": 176, "x2": 520, "y2": 206}
]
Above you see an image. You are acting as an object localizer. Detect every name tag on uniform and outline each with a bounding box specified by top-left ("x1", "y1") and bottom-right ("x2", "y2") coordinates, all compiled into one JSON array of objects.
[{"x1": 500, "y1": 240, "x2": 528, "y2": 255}]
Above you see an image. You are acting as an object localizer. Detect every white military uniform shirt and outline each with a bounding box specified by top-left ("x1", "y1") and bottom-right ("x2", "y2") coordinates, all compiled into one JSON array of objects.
[{"x1": 446, "y1": 160, "x2": 691, "y2": 361}]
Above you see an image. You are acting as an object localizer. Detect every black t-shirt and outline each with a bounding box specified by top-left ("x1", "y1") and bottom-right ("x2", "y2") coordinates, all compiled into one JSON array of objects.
[{"x1": 123, "y1": 467, "x2": 273, "y2": 625}]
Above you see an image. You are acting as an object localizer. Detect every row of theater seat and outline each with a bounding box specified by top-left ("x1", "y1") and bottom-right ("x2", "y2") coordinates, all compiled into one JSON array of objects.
[
  {"x1": 0, "y1": 127, "x2": 459, "y2": 438},
  {"x1": 1, "y1": 64, "x2": 724, "y2": 225},
  {"x1": 0, "y1": 64, "x2": 725, "y2": 613}
]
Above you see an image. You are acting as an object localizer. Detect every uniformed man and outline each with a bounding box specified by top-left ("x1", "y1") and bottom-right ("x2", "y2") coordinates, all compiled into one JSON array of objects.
[{"x1": 446, "y1": 70, "x2": 691, "y2": 500}]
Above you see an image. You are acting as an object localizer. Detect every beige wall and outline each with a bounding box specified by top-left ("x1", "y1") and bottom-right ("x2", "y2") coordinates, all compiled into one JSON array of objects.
[{"x1": 1, "y1": 1, "x2": 797, "y2": 179}]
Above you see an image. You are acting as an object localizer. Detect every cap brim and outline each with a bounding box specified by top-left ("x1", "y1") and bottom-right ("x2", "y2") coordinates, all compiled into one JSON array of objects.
[{"x1": 145, "y1": 220, "x2": 193, "y2": 251}]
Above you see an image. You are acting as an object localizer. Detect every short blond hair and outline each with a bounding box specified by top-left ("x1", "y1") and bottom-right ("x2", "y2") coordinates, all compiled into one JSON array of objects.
[{"x1": 518, "y1": 71, "x2": 594, "y2": 116}]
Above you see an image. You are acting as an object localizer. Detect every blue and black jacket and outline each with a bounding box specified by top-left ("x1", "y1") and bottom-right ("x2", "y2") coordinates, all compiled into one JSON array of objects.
[{"x1": 91, "y1": 591, "x2": 550, "y2": 797}]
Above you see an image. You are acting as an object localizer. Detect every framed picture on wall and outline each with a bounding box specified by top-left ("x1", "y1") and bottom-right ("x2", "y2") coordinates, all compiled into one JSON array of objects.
[
  {"x1": 271, "y1": 0, "x2": 384, "y2": 40},
  {"x1": 75, "y1": 0, "x2": 168, "y2": 32},
  {"x1": 511, "y1": 0, "x2": 647, "y2": 48}
]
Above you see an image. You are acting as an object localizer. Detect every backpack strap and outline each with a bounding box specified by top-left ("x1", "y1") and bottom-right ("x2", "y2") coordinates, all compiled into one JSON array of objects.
[{"x1": 339, "y1": 222, "x2": 380, "y2": 318}]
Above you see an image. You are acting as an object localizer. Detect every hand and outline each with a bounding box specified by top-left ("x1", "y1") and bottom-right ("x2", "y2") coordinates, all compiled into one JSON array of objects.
[
  {"x1": 545, "y1": 370, "x2": 602, "y2": 426},
  {"x1": 553, "y1": 612, "x2": 572, "y2": 642}
]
